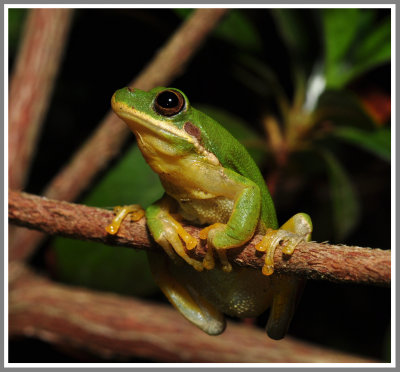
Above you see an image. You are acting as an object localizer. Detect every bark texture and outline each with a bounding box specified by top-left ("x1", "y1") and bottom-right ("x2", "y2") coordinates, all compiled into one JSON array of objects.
[
  {"x1": 9, "y1": 190, "x2": 391, "y2": 287},
  {"x1": 9, "y1": 262, "x2": 378, "y2": 363},
  {"x1": 9, "y1": 9, "x2": 73, "y2": 190}
]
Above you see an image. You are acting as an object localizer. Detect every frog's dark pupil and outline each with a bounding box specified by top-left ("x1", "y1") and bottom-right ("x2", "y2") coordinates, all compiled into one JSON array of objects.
[
  {"x1": 154, "y1": 89, "x2": 185, "y2": 116},
  {"x1": 157, "y1": 91, "x2": 179, "y2": 108}
]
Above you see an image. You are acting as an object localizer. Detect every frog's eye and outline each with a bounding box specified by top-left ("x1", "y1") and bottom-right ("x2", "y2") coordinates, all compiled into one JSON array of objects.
[{"x1": 154, "y1": 89, "x2": 185, "y2": 116}]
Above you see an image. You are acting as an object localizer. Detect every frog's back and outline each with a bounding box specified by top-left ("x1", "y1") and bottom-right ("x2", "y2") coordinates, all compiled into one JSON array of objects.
[{"x1": 191, "y1": 107, "x2": 278, "y2": 230}]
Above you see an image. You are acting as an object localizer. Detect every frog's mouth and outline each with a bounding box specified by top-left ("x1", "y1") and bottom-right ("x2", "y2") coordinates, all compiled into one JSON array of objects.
[{"x1": 111, "y1": 93, "x2": 195, "y2": 144}]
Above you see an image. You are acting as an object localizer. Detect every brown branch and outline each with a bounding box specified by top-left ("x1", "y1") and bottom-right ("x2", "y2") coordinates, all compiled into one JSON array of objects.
[
  {"x1": 8, "y1": 9, "x2": 73, "y2": 190},
  {"x1": 9, "y1": 262, "x2": 378, "y2": 363},
  {"x1": 9, "y1": 8, "x2": 228, "y2": 261},
  {"x1": 8, "y1": 190, "x2": 391, "y2": 287}
]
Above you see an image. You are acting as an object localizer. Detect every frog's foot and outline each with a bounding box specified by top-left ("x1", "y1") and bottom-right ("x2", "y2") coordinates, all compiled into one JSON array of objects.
[
  {"x1": 200, "y1": 223, "x2": 243, "y2": 273},
  {"x1": 256, "y1": 229, "x2": 305, "y2": 276},
  {"x1": 150, "y1": 211, "x2": 203, "y2": 272},
  {"x1": 105, "y1": 204, "x2": 145, "y2": 235},
  {"x1": 199, "y1": 224, "x2": 220, "y2": 271},
  {"x1": 256, "y1": 213, "x2": 312, "y2": 276}
]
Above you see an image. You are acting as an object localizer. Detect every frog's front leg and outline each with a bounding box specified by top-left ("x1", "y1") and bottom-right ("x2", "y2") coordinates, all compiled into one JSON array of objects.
[
  {"x1": 256, "y1": 213, "x2": 313, "y2": 276},
  {"x1": 146, "y1": 195, "x2": 204, "y2": 271},
  {"x1": 200, "y1": 176, "x2": 261, "y2": 272}
]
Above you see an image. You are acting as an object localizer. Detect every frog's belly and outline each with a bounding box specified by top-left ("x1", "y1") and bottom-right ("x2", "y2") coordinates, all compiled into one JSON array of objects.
[
  {"x1": 170, "y1": 263, "x2": 274, "y2": 318},
  {"x1": 178, "y1": 197, "x2": 234, "y2": 226}
]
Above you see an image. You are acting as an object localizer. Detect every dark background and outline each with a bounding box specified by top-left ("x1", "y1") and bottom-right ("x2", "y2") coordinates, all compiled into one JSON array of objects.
[{"x1": 9, "y1": 8, "x2": 391, "y2": 363}]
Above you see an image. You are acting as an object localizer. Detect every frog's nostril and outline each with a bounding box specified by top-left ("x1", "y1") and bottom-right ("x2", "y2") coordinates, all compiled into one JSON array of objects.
[{"x1": 127, "y1": 87, "x2": 135, "y2": 93}]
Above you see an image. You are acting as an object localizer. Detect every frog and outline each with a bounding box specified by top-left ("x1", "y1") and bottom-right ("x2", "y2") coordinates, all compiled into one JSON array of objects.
[{"x1": 106, "y1": 86, "x2": 312, "y2": 340}]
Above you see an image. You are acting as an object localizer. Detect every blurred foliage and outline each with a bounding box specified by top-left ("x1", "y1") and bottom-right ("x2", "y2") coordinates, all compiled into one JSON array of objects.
[
  {"x1": 233, "y1": 8, "x2": 390, "y2": 242},
  {"x1": 54, "y1": 146, "x2": 162, "y2": 296},
  {"x1": 332, "y1": 126, "x2": 390, "y2": 161},
  {"x1": 175, "y1": 9, "x2": 263, "y2": 51},
  {"x1": 319, "y1": 149, "x2": 360, "y2": 240},
  {"x1": 8, "y1": 8, "x2": 27, "y2": 58},
  {"x1": 322, "y1": 8, "x2": 391, "y2": 88},
  {"x1": 9, "y1": 7, "x2": 391, "y2": 362}
]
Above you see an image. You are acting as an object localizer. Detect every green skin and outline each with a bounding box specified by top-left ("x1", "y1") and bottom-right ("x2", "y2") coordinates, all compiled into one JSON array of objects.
[{"x1": 111, "y1": 87, "x2": 312, "y2": 339}]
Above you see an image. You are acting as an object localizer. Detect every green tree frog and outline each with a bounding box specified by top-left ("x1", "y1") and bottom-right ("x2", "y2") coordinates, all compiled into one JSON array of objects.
[{"x1": 106, "y1": 87, "x2": 312, "y2": 339}]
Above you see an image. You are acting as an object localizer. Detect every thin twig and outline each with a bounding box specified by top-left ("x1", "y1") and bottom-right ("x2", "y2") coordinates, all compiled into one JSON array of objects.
[
  {"x1": 8, "y1": 9, "x2": 73, "y2": 190},
  {"x1": 9, "y1": 8, "x2": 228, "y2": 261},
  {"x1": 9, "y1": 262, "x2": 378, "y2": 363},
  {"x1": 8, "y1": 190, "x2": 391, "y2": 287}
]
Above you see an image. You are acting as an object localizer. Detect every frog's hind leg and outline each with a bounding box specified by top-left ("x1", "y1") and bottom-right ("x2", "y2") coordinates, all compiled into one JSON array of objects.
[
  {"x1": 266, "y1": 274, "x2": 306, "y2": 340},
  {"x1": 147, "y1": 252, "x2": 226, "y2": 335},
  {"x1": 260, "y1": 213, "x2": 311, "y2": 339}
]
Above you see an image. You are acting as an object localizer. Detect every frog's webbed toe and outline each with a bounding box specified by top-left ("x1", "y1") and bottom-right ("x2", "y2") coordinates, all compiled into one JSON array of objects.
[
  {"x1": 199, "y1": 222, "x2": 250, "y2": 273},
  {"x1": 156, "y1": 223, "x2": 204, "y2": 272},
  {"x1": 148, "y1": 252, "x2": 226, "y2": 335},
  {"x1": 256, "y1": 213, "x2": 313, "y2": 276},
  {"x1": 146, "y1": 200, "x2": 204, "y2": 272},
  {"x1": 199, "y1": 223, "x2": 230, "y2": 272},
  {"x1": 105, "y1": 204, "x2": 145, "y2": 235}
]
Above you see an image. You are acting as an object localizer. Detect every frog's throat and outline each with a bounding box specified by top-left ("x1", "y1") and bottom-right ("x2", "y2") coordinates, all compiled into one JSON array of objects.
[{"x1": 112, "y1": 97, "x2": 220, "y2": 166}]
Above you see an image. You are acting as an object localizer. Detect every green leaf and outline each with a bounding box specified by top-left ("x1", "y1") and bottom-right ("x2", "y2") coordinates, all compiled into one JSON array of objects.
[
  {"x1": 174, "y1": 9, "x2": 192, "y2": 18},
  {"x1": 315, "y1": 89, "x2": 377, "y2": 129},
  {"x1": 332, "y1": 127, "x2": 391, "y2": 162},
  {"x1": 196, "y1": 104, "x2": 267, "y2": 165},
  {"x1": 353, "y1": 18, "x2": 390, "y2": 61},
  {"x1": 54, "y1": 145, "x2": 163, "y2": 296},
  {"x1": 217, "y1": 10, "x2": 262, "y2": 51},
  {"x1": 54, "y1": 239, "x2": 157, "y2": 297},
  {"x1": 322, "y1": 8, "x2": 361, "y2": 69},
  {"x1": 348, "y1": 18, "x2": 391, "y2": 82},
  {"x1": 320, "y1": 149, "x2": 360, "y2": 240},
  {"x1": 8, "y1": 9, "x2": 27, "y2": 54},
  {"x1": 174, "y1": 9, "x2": 262, "y2": 51},
  {"x1": 322, "y1": 9, "x2": 391, "y2": 88}
]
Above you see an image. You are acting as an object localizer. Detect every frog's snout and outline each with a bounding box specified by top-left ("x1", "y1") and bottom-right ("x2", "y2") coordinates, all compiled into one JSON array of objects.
[{"x1": 111, "y1": 87, "x2": 136, "y2": 108}]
